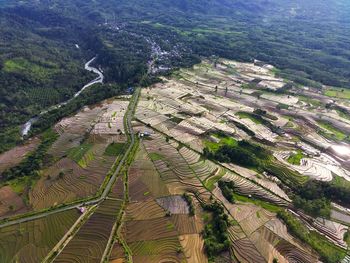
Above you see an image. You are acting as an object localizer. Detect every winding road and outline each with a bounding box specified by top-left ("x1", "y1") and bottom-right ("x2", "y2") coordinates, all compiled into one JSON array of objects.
[{"x1": 0, "y1": 88, "x2": 140, "y2": 229}]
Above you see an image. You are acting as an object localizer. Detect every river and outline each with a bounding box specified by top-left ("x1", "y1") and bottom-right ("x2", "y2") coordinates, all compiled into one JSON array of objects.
[{"x1": 21, "y1": 57, "x2": 103, "y2": 136}]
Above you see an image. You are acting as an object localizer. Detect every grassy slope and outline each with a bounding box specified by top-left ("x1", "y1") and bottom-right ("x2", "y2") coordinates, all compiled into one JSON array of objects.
[
  {"x1": 104, "y1": 143, "x2": 125, "y2": 156},
  {"x1": 317, "y1": 120, "x2": 349, "y2": 141},
  {"x1": 287, "y1": 150, "x2": 305, "y2": 165}
]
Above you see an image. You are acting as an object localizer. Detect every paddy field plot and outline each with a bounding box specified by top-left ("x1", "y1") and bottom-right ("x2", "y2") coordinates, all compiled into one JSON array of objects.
[
  {"x1": 142, "y1": 132, "x2": 211, "y2": 201},
  {"x1": 54, "y1": 199, "x2": 122, "y2": 263},
  {"x1": 29, "y1": 144, "x2": 116, "y2": 210},
  {"x1": 21, "y1": 98, "x2": 130, "y2": 212},
  {"x1": 0, "y1": 137, "x2": 40, "y2": 174},
  {"x1": 0, "y1": 209, "x2": 80, "y2": 263}
]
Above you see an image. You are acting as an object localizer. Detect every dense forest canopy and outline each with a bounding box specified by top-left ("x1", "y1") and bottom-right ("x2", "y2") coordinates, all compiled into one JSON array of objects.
[{"x1": 1, "y1": 0, "x2": 350, "y2": 152}]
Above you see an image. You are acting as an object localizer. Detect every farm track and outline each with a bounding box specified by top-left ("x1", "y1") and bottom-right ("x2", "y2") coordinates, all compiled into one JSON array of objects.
[{"x1": 0, "y1": 88, "x2": 140, "y2": 230}]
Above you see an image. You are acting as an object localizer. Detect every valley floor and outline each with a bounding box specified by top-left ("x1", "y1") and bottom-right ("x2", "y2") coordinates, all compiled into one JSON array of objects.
[{"x1": 0, "y1": 59, "x2": 350, "y2": 263}]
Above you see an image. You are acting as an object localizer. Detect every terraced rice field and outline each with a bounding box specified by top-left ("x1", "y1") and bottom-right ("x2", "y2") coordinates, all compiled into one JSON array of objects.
[
  {"x1": 125, "y1": 200, "x2": 166, "y2": 221},
  {"x1": 274, "y1": 151, "x2": 350, "y2": 182},
  {"x1": 142, "y1": 132, "x2": 211, "y2": 201},
  {"x1": 133, "y1": 63, "x2": 350, "y2": 261},
  {"x1": 109, "y1": 242, "x2": 125, "y2": 262},
  {"x1": 124, "y1": 216, "x2": 179, "y2": 242},
  {"x1": 29, "y1": 148, "x2": 115, "y2": 210},
  {"x1": 109, "y1": 177, "x2": 125, "y2": 199},
  {"x1": 128, "y1": 144, "x2": 170, "y2": 200},
  {"x1": 221, "y1": 172, "x2": 289, "y2": 206},
  {"x1": 179, "y1": 234, "x2": 208, "y2": 263},
  {"x1": 121, "y1": 205, "x2": 187, "y2": 263},
  {"x1": 25, "y1": 99, "x2": 128, "y2": 213},
  {"x1": 170, "y1": 214, "x2": 199, "y2": 234},
  {"x1": 2, "y1": 59, "x2": 349, "y2": 262},
  {"x1": 49, "y1": 105, "x2": 107, "y2": 159},
  {"x1": 91, "y1": 100, "x2": 129, "y2": 137},
  {"x1": 0, "y1": 209, "x2": 80, "y2": 263},
  {"x1": 54, "y1": 199, "x2": 122, "y2": 262},
  {"x1": 225, "y1": 202, "x2": 318, "y2": 263},
  {"x1": 113, "y1": 133, "x2": 209, "y2": 263},
  {"x1": 223, "y1": 163, "x2": 291, "y2": 202}
]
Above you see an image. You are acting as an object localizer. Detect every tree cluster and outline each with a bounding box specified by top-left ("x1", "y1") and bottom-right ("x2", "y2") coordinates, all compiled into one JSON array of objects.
[{"x1": 202, "y1": 201, "x2": 231, "y2": 260}]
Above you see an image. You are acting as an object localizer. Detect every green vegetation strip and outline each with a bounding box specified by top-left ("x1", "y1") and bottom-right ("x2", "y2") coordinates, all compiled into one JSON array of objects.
[
  {"x1": 149, "y1": 152, "x2": 163, "y2": 161},
  {"x1": 287, "y1": 150, "x2": 304, "y2": 165},
  {"x1": 236, "y1": 111, "x2": 283, "y2": 134},
  {"x1": 324, "y1": 88, "x2": 350, "y2": 100},
  {"x1": 104, "y1": 143, "x2": 126, "y2": 156},
  {"x1": 182, "y1": 193, "x2": 195, "y2": 216},
  {"x1": 0, "y1": 129, "x2": 58, "y2": 182},
  {"x1": 204, "y1": 138, "x2": 308, "y2": 188},
  {"x1": 202, "y1": 201, "x2": 231, "y2": 261},
  {"x1": 218, "y1": 180, "x2": 236, "y2": 204},
  {"x1": 68, "y1": 143, "x2": 93, "y2": 162},
  {"x1": 233, "y1": 193, "x2": 282, "y2": 213},
  {"x1": 204, "y1": 131, "x2": 237, "y2": 152},
  {"x1": 236, "y1": 111, "x2": 263, "y2": 124},
  {"x1": 317, "y1": 120, "x2": 349, "y2": 142}
]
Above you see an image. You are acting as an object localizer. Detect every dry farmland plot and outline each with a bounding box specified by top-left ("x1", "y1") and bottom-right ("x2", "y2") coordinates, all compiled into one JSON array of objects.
[
  {"x1": 0, "y1": 209, "x2": 80, "y2": 263},
  {"x1": 109, "y1": 242, "x2": 127, "y2": 263},
  {"x1": 109, "y1": 242, "x2": 125, "y2": 263},
  {"x1": 0, "y1": 137, "x2": 40, "y2": 174},
  {"x1": 156, "y1": 195, "x2": 189, "y2": 214},
  {"x1": 54, "y1": 199, "x2": 122, "y2": 263},
  {"x1": 128, "y1": 237, "x2": 185, "y2": 263},
  {"x1": 91, "y1": 100, "x2": 129, "y2": 137},
  {"x1": 0, "y1": 186, "x2": 27, "y2": 218}
]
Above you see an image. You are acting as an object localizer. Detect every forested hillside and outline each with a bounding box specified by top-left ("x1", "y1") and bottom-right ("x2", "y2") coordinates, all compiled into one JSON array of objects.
[
  {"x1": 9, "y1": 0, "x2": 350, "y2": 87},
  {"x1": 1, "y1": 0, "x2": 350, "y2": 152}
]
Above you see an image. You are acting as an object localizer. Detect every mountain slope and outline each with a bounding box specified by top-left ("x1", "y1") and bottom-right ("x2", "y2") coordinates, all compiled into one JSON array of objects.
[{"x1": 1, "y1": 0, "x2": 350, "y2": 152}]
